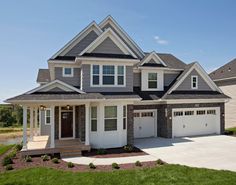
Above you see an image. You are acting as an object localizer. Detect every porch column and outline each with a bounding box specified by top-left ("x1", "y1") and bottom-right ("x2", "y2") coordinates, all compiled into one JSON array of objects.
[
  {"x1": 22, "y1": 105, "x2": 28, "y2": 150},
  {"x1": 30, "y1": 107, "x2": 34, "y2": 140},
  {"x1": 50, "y1": 105, "x2": 55, "y2": 148},
  {"x1": 39, "y1": 109, "x2": 41, "y2": 136},
  {"x1": 34, "y1": 107, "x2": 38, "y2": 136},
  {"x1": 85, "y1": 103, "x2": 90, "y2": 145}
]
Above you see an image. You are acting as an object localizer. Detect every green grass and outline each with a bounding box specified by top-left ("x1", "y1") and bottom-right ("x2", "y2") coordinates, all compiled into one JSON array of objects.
[
  {"x1": 0, "y1": 144, "x2": 14, "y2": 155},
  {"x1": 1, "y1": 165, "x2": 236, "y2": 185},
  {"x1": 0, "y1": 127, "x2": 22, "y2": 134},
  {"x1": 226, "y1": 127, "x2": 236, "y2": 133}
]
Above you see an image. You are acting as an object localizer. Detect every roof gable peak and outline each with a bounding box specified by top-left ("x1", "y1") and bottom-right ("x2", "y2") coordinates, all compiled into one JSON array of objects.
[{"x1": 140, "y1": 51, "x2": 167, "y2": 66}]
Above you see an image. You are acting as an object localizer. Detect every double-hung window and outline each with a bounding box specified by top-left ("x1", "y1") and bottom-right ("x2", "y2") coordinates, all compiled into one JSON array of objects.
[
  {"x1": 45, "y1": 108, "x2": 51, "y2": 125},
  {"x1": 63, "y1": 67, "x2": 73, "y2": 77},
  {"x1": 123, "y1": 105, "x2": 127, "y2": 130},
  {"x1": 103, "y1": 65, "x2": 115, "y2": 85},
  {"x1": 118, "y1": 66, "x2": 124, "y2": 85},
  {"x1": 104, "y1": 106, "x2": 117, "y2": 131},
  {"x1": 148, "y1": 73, "x2": 158, "y2": 89},
  {"x1": 191, "y1": 75, "x2": 198, "y2": 89},
  {"x1": 92, "y1": 65, "x2": 100, "y2": 85},
  {"x1": 91, "y1": 106, "x2": 97, "y2": 132}
]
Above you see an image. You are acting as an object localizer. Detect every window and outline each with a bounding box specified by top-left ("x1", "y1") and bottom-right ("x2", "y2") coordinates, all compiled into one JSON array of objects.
[
  {"x1": 141, "y1": 112, "x2": 154, "y2": 117},
  {"x1": 91, "y1": 106, "x2": 97, "y2": 131},
  {"x1": 123, "y1": 106, "x2": 126, "y2": 130},
  {"x1": 197, "y1": 110, "x2": 205, "y2": 115},
  {"x1": 174, "y1": 111, "x2": 183, "y2": 117},
  {"x1": 63, "y1": 67, "x2": 73, "y2": 77},
  {"x1": 104, "y1": 106, "x2": 117, "y2": 131},
  {"x1": 185, "y1": 111, "x2": 194, "y2": 116},
  {"x1": 118, "y1": 66, "x2": 124, "y2": 85},
  {"x1": 207, "y1": 110, "x2": 216, "y2": 115},
  {"x1": 191, "y1": 76, "x2": 198, "y2": 89},
  {"x1": 103, "y1": 65, "x2": 115, "y2": 85},
  {"x1": 45, "y1": 108, "x2": 51, "y2": 125},
  {"x1": 133, "y1": 112, "x2": 140, "y2": 117},
  {"x1": 148, "y1": 73, "x2": 158, "y2": 89},
  {"x1": 92, "y1": 65, "x2": 100, "y2": 85}
]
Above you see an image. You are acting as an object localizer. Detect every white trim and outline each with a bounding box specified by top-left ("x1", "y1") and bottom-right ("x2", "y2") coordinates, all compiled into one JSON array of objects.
[
  {"x1": 62, "y1": 67, "x2": 74, "y2": 77},
  {"x1": 191, "y1": 75, "x2": 198, "y2": 89},
  {"x1": 50, "y1": 105, "x2": 55, "y2": 148},
  {"x1": 45, "y1": 108, "x2": 51, "y2": 125},
  {"x1": 76, "y1": 57, "x2": 140, "y2": 63},
  {"x1": 213, "y1": 76, "x2": 236, "y2": 82},
  {"x1": 79, "y1": 28, "x2": 137, "y2": 58},
  {"x1": 59, "y1": 106, "x2": 75, "y2": 140},
  {"x1": 140, "y1": 51, "x2": 167, "y2": 66},
  {"x1": 48, "y1": 60, "x2": 76, "y2": 64},
  {"x1": 51, "y1": 21, "x2": 103, "y2": 59},
  {"x1": 26, "y1": 80, "x2": 85, "y2": 94},
  {"x1": 99, "y1": 15, "x2": 145, "y2": 58}
]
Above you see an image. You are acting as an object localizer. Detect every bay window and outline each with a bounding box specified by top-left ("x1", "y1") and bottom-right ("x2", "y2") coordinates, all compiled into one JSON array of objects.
[{"x1": 104, "y1": 106, "x2": 117, "y2": 131}]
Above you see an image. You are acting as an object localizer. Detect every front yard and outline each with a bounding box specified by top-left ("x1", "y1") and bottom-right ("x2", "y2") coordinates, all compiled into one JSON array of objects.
[{"x1": 1, "y1": 165, "x2": 236, "y2": 185}]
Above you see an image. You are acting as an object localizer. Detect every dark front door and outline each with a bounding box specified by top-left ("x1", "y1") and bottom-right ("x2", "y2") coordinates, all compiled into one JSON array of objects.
[{"x1": 61, "y1": 112, "x2": 73, "y2": 138}]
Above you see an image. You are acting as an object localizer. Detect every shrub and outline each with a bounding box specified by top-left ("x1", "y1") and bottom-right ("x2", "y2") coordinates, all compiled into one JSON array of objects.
[
  {"x1": 5, "y1": 164, "x2": 13, "y2": 171},
  {"x1": 25, "y1": 156, "x2": 32, "y2": 162},
  {"x1": 67, "y1": 162, "x2": 74, "y2": 168},
  {"x1": 156, "y1": 159, "x2": 165, "y2": 165},
  {"x1": 89, "y1": 162, "x2": 96, "y2": 169},
  {"x1": 15, "y1": 143, "x2": 23, "y2": 151},
  {"x1": 8, "y1": 150, "x2": 17, "y2": 159},
  {"x1": 2, "y1": 155, "x2": 13, "y2": 166},
  {"x1": 96, "y1": 148, "x2": 107, "y2": 155},
  {"x1": 123, "y1": 144, "x2": 134, "y2": 152},
  {"x1": 135, "y1": 160, "x2": 142, "y2": 167},
  {"x1": 112, "y1": 162, "x2": 120, "y2": 169},
  {"x1": 52, "y1": 157, "x2": 59, "y2": 164},
  {"x1": 41, "y1": 154, "x2": 50, "y2": 161}
]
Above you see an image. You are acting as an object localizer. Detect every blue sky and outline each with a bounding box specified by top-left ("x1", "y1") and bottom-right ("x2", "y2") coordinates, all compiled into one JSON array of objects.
[{"x1": 0, "y1": 0, "x2": 236, "y2": 103}]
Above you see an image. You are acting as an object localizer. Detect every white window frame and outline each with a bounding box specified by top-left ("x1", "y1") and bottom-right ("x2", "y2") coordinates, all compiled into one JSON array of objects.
[
  {"x1": 191, "y1": 75, "x2": 198, "y2": 89},
  {"x1": 90, "y1": 64, "x2": 126, "y2": 87},
  {"x1": 123, "y1": 105, "x2": 127, "y2": 130},
  {"x1": 45, "y1": 108, "x2": 51, "y2": 125},
  {"x1": 63, "y1": 67, "x2": 74, "y2": 77},
  {"x1": 91, "y1": 106, "x2": 97, "y2": 132},
  {"x1": 148, "y1": 72, "x2": 158, "y2": 89},
  {"x1": 104, "y1": 106, "x2": 117, "y2": 131}
]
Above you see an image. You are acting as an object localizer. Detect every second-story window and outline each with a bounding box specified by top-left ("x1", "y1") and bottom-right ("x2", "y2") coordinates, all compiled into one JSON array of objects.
[
  {"x1": 118, "y1": 66, "x2": 124, "y2": 85},
  {"x1": 191, "y1": 75, "x2": 198, "y2": 89},
  {"x1": 103, "y1": 65, "x2": 115, "y2": 85},
  {"x1": 148, "y1": 73, "x2": 158, "y2": 89},
  {"x1": 92, "y1": 65, "x2": 100, "y2": 85},
  {"x1": 63, "y1": 67, "x2": 73, "y2": 77}
]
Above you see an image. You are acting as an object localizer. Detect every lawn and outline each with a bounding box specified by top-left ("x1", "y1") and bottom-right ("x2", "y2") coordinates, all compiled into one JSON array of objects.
[
  {"x1": 0, "y1": 144, "x2": 14, "y2": 155},
  {"x1": 1, "y1": 165, "x2": 236, "y2": 185},
  {"x1": 0, "y1": 127, "x2": 23, "y2": 134},
  {"x1": 226, "y1": 127, "x2": 236, "y2": 133}
]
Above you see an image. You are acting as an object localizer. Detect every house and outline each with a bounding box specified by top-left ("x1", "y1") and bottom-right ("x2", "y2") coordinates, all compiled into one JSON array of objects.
[
  {"x1": 210, "y1": 58, "x2": 236, "y2": 128},
  {"x1": 6, "y1": 16, "x2": 229, "y2": 157}
]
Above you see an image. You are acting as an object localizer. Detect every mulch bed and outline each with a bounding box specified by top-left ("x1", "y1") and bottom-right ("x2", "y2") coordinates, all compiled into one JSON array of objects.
[
  {"x1": 83, "y1": 147, "x2": 148, "y2": 158},
  {"x1": 0, "y1": 149, "x2": 160, "y2": 172}
]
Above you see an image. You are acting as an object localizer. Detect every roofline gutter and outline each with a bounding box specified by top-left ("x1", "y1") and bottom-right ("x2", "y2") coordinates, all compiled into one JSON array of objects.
[{"x1": 213, "y1": 76, "x2": 236, "y2": 82}]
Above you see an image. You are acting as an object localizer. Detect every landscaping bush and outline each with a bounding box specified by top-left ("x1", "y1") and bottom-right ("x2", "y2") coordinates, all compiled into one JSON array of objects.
[
  {"x1": 135, "y1": 160, "x2": 142, "y2": 167},
  {"x1": 96, "y1": 148, "x2": 107, "y2": 155},
  {"x1": 112, "y1": 162, "x2": 120, "y2": 169},
  {"x1": 15, "y1": 143, "x2": 23, "y2": 151},
  {"x1": 67, "y1": 162, "x2": 74, "y2": 168},
  {"x1": 5, "y1": 164, "x2": 13, "y2": 171},
  {"x1": 24, "y1": 155, "x2": 32, "y2": 162},
  {"x1": 156, "y1": 159, "x2": 165, "y2": 165},
  {"x1": 89, "y1": 163, "x2": 96, "y2": 169},
  {"x1": 52, "y1": 157, "x2": 59, "y2": 164},
  {"x1": 123, "y1": 144, "x2": 134, "y2": 152},
  {"x1": 8, "y1": 150, "x2": 17, "y2": 159},
  {"x1": 41, "y1": 154, "x2": 50, "y2": 161},
  {"x1": 2, "y1": 155, "x2": 13, "y2": 166}
]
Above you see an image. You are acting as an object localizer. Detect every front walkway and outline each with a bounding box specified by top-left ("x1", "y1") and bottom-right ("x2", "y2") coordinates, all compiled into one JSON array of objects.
[{"x1": 134, "y1": 135, "x2": 236, "y2": 172}]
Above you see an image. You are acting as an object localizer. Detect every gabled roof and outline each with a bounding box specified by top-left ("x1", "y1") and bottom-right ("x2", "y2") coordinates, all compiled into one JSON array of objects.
[
  {"x1": 50, "y1": 21, "x2": 102, "y2": 59},
  {"x1": 140, "y1": 51, "x2": 167, "y2": 67},
  {"x1": 209, "y1": 58, "x2": 236, "y2": 81},
  {"x1": 37, "y1": 69, "x2": 50, "y2": 83},
  {"x1": 99, "y1": 15, "x2": 145, "y2": 59},
  {"x1": 26, "y1": 80, "x2": 85, "y2": 94},
  {"x1": 79, "y1": 28, "x2": 138, "y2": 58}
]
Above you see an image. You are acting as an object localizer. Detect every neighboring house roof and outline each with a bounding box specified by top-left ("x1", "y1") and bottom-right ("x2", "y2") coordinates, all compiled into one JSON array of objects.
[
  {"x1": 37, "y1": 69, "x2": 51, "y2": 83},
  {"x1": 209, "y1": 58, "x2": 236, "y2": 81}
]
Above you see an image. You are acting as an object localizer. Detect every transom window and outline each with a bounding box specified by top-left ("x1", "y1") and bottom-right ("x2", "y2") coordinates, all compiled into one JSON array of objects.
[
  {"x1": 45, "y1": 108, "x2": 51, "y2": 125},
  {"x1": 207, "y1": 110, "x2": 216, "y2": 115},
  {"x1": 91, "y1": 65, "x2": 125, "y2": 86},
  {"x1": 174, "y1": 111, "x2": 183, "y2": 117},
  {"x1": 191, "y1": 75, "x2": 198, "y2": 89},
  {"x1": 197, "y1": 110, "x2": 205, "y2": 115},
  {"x1": 141, "y1": 112, "x2": 154, "y2": 117},
  {"x1": 63, "y1": 67, "x2": 73, "y2": 77},
  {"x1": 91, "y1": 106, "x2": 97, "y2": 132},
  {"x1": 104, "y1": 106, "x2": 117, "y2": 131},
  {"x1": 185, "y1": 111, "x2": 194, "y2": 116},
  {"x1": 148, "y1": 73, "x2": 158, "y2": 89}
]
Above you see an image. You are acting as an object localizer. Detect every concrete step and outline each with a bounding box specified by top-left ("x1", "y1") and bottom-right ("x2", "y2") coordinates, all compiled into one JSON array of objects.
[{"x1": 61, "y1": 151, "x2": 82, "y2": 158}]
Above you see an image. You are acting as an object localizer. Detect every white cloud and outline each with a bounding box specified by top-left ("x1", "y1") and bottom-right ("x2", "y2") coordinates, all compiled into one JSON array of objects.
[{"x1": 154, "y1": 35, "x2": 169, "y2": 45}]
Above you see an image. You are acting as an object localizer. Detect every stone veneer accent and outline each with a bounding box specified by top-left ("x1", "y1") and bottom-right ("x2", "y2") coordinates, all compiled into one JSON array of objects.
[
  {"x1": 55, "y1": 106, "x2": 59, "y2": 139},
  {"x1": 78, "y1": 105, "x2": 85, "y2": 142},
  {"x1": 127, "y1": 104, "x2": 134, "y2": 145}
]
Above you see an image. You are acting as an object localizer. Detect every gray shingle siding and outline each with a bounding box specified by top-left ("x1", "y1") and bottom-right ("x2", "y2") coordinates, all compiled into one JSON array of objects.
[
  {"x1": 81, "y1": 64, "x2": 133, "y2": 92},
  {"x1": 55, "y1": 67, "x2": 81, "y2": 87},
  {"x1": 64, "y1": 30, "x2": 98, "y2": 56},
  {"x1": 91, "y1": 37, "x2": 124, "y2": 55},
  {"x1": 133, "y1": 72, "x2": 141, "y2": 87},
  {"x1": 175, "y1": 69, "x2": 211, "y2": 91},
  {"x1": 164, "y1": 73, "x2": 179, "y2": 87}
]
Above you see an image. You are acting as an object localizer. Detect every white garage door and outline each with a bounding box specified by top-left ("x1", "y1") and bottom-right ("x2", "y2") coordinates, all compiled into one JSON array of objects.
[
  {"x1": 134, "y1": 110, "x2": 157, "y2": 138},
  {"x1": 172, "y1": 107, "x2": 221, "y2": 137}
]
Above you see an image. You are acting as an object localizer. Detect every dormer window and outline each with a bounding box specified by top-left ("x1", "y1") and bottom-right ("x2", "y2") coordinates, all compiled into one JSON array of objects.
[
  {"x1": 148, "y1": 73, "x2": 158, "y2": 89},
  {"x1": 191, "y1": 75, "x2": 198, "y2": 89},
  {"x1": 63, "y1": 67, "x2": 73, "y2": 77}
]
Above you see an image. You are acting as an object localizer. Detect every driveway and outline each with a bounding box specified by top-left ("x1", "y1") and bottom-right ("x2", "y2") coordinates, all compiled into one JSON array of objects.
[{"x1": 134, "y1": 135, "x2": 236, "y2": 171}]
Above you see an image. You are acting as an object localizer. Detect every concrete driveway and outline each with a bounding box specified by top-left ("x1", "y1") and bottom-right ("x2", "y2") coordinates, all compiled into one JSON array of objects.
[{"x1": 134, "y1": 135, "x2": 236, "y2": 171}]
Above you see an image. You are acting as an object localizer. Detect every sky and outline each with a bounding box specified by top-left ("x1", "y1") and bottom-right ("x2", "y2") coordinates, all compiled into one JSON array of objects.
[{"x1": 0, "y1": 0, "x2": 236, "y2": 103}]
